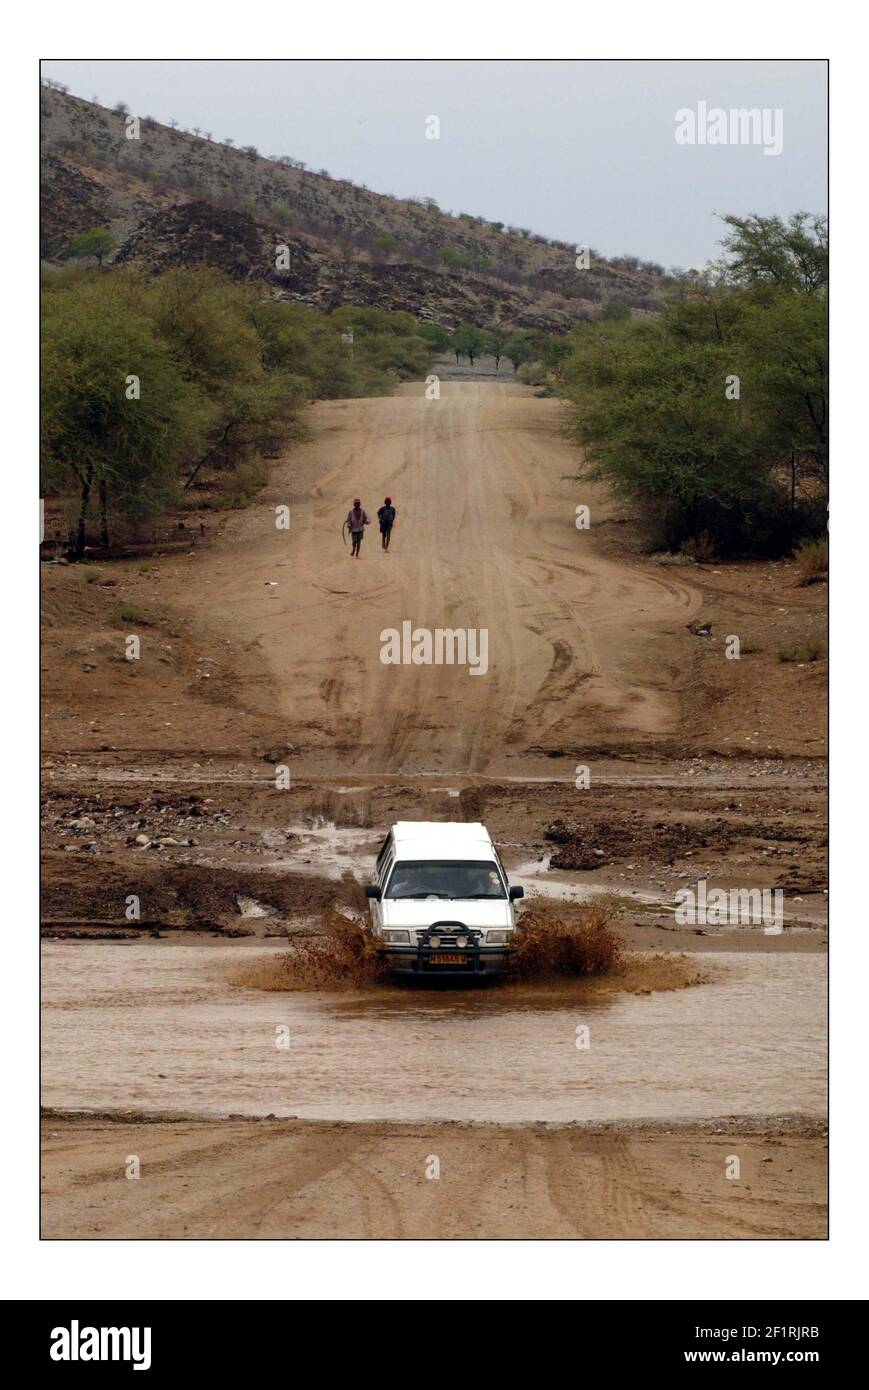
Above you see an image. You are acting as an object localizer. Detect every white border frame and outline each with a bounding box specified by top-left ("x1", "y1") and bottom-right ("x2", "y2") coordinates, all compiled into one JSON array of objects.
[{"x1": 6, "y1": 5, "x2": 862, "y2": 1302}]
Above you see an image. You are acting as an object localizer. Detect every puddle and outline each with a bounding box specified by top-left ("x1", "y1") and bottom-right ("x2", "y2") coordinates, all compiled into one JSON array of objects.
[
  {"x1": 236, "y1": 895, "x2": 275, "y2": 919},
  {"x1": 256, "y1": 821, "x2": 375, "y2": 880},
  {"x1": 511, "y1": 857, "x2": 824, "y2": 927},
  {"x1": 513, "y1": 855, "x2": 661, "y2": 908},
  {"x1": 333, "y1": 785, "x2": 459, "y2": 797},
  {"x1": 41, "y1": 943, "x2": 825, "y2": 1124}
]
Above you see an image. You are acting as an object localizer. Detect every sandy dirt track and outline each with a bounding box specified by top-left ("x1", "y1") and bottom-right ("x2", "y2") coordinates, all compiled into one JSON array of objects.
[
  {"x1": 168, "y1": 383, "x2": 701, "y2": 773},
  {"x1": 41, "y1": 1116, "x2": 825, "y2": 1240}
]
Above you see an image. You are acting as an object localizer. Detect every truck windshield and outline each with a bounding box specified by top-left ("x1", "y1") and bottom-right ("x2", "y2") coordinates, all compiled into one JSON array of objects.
[{"x1": 385, "y1": 860, "x2": 507, "y2": 900}]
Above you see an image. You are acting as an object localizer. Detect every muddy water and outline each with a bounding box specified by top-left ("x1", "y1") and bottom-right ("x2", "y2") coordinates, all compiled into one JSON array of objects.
[{"x1": 41, "y1": 944, "x2": 825, "y2": 1124}]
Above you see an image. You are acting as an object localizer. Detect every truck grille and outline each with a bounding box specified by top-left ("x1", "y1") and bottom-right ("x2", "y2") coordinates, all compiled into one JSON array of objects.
[{"x1": 415, "y1": 926, "x2": 482, "y2": 947}]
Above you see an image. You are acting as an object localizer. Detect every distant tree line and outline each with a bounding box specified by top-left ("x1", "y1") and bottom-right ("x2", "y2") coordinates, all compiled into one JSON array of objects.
[{"x1": 418, "y1": 321, "x2": 548, "y2": 373}]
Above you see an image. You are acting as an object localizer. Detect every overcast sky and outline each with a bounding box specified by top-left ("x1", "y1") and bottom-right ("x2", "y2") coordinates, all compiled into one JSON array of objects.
[{"x1": 42, "y1": 59, "x2": 827, "y2": 268}]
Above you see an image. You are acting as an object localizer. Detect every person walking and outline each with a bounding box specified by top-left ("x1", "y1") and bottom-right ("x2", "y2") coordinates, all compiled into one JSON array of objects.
[
  {"x1": 345, "y1": 498, "x2": 370, "y2": 557},
  {"x1": 377, "y1": 496, "x2": 397, "y2": 551}
]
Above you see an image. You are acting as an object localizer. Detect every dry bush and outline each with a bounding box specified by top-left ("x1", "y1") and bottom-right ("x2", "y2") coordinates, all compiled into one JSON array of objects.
[
  {"x1": 778, "y1": 639, "x2": 825, "y2": 664},
  {"x1": 794, "y1": 537, "x2": 828, "y2": 585},
  {"x1": 680, "y1": 531, "x2": 717, "y2": 563},
  {"x1": 508, "y1": 898, "x2": 624, "y2": 979}
]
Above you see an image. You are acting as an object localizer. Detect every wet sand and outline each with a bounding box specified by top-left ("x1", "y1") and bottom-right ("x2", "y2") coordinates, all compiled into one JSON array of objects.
[{"x1": 41, "y1": 1113, "x2": 827, "y2": 1239}]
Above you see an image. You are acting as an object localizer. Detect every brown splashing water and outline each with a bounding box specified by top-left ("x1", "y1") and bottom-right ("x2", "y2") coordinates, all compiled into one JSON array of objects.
[{"x1": 233, "y1": 902, "x2": 626, "y2": 992}]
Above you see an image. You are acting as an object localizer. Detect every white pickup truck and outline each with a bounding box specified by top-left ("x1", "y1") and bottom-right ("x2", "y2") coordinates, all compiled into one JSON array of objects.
[{"x1": 364, "y1": 821, "x2": 524, "y2": 977}]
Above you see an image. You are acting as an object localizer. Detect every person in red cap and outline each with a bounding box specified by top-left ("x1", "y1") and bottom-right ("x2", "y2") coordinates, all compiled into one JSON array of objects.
[
  {"x1": 377, "y1": 496, "x2": 397, "y2": 551},
  {"x1": 345, "y1": 498, "x2": 370, "y2": 557}
]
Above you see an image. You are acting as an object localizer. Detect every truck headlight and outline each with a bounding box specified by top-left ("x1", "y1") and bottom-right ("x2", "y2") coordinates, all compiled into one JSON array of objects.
[
  {"x1": 455, "y1": 934, "x2": 469, "y2": 949},
  {"x1": 486, "y1": 930, "x2": 510, "y2": 945},
  {"x1": 381, "y1": 929, "x2": 410, "y2": 944}
]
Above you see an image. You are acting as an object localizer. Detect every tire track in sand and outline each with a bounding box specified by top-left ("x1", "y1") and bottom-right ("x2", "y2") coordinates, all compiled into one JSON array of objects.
[{"x1": 164, "y1": 383, "x2": 701, "y2": 773}]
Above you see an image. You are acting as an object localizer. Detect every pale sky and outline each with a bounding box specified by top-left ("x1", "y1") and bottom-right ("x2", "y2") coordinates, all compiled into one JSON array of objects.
[{"x1": 41, "y1": 59, "x2": 827, "y2": 269}]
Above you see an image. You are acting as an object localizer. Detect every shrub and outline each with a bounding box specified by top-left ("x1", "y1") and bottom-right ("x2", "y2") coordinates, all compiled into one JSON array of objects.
[
  {"x1": 794, "y1": 536, "x2": 828, "y2": 584},
  {"x1": 680, "y1": 531, "x2": 718, "y2": 563},
  {"x1": 216, "y1": 456, "x2": 268, "y2": 509},
  {"x1": 778, "y1": 640, "x2": 825, "y2": 663},
  {"x1": 113, "y1": 601, "x2": 154, "y2": 627},
  {"x1": 371, "y1": 232, "x2": 397, "y2": 253}
]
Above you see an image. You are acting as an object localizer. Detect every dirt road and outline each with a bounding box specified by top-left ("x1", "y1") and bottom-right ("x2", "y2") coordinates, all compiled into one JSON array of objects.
[
  {"x1": 41, "y1": 1114, "x2": 826, "y2": 1240},
  {"x1": 167, "y1": 383, "x2": 701, "y2": 774},
  {"x1": 42, "y1": 380, "x2": 826, "y2": 768}
]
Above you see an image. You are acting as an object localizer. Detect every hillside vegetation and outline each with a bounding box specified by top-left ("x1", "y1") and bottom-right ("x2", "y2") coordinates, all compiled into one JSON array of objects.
[{"x1": 41, "y1": 85, "x2": 674, "y2": 332}]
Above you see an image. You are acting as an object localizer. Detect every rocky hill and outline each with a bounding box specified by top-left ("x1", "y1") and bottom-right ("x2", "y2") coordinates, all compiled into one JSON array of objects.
[{"x1": 41, "y1": 86, "x2": 671, "y2": 331}]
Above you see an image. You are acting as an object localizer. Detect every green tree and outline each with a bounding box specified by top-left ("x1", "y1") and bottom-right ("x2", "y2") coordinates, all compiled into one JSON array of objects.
[
  {"x1": 733, "y1": 288, "x2": 828, "y2": 503},
  {"x1": 69, "y1": 227, "x2": 117, "y2": 266},
  {"x1": 329, "y1": 305, "x2": 418, "y2": 338},
  {"x1": 505, "y1": 332, "x2": 536, "y2": 372},
  {"x1": 601, "y1": 299, "x2": 631, "y2": 322},
  {"x1": 561, "y1": 289, "x2": 826, "y2": 553},
  {"x1": 483, "y1": 325, "x2": 510, "y2": 372},
  {"x1": 717, "y1": 212, "x2": 828, "y2": 294},
  {"x1": 254, "y1": 299, "x2": 355, "y2": 399},
  {"x1": 535, "y1": 333, "x2": 571, "y2": 371},
  {"x1": 418, "y1": 322, "x2": 453, "y2": 356},
  {"x1": 152, "y1": 270, "x2": 309, "y2": 490},
  {"x1": 452, "y1": 323, "x2": 485, "y2": 366},
  {"x1": 562, "y1": 314, "x2": 771, "y2": 551},
  {"x1": 41, "y1": 276, "x2": 206, "y2": 554},
  {"x1": 328, "y1": 306, "x2": 435, "y2": 384},
  {"x1": 371, "y1": 231, "x2": 398, "y2": 254}
]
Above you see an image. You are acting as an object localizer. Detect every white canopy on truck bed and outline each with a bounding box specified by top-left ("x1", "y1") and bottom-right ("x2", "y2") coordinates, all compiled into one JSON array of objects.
[{"x1": 391, "y1": 821, "x2": 495, "y2": 860}]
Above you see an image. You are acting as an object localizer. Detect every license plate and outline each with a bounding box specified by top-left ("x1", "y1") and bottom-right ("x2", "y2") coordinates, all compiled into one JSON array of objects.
[{"x1": 429, "y1": 952, "x2": 467, "y2": 966}]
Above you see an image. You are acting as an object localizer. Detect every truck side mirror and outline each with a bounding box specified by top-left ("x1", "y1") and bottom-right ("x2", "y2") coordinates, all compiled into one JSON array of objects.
[
  {"x1": 509, "y1": 885, "x2": 524, "y2": 901},
  {"x1": 365, "y1": 884, "x2": 382, "y2": 900}
]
